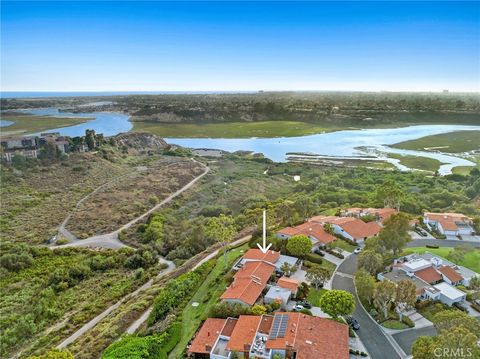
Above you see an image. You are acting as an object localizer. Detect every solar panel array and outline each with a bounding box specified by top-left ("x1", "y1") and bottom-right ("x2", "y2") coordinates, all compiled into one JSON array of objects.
[{"x1": 269, "y1": 314, "x2": 289, "y2": 339}]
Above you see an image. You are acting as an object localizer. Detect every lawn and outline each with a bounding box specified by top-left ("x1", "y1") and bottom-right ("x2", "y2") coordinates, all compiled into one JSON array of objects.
[
  {"x1": 133, "y1": 120, "x2": 339, "y2": 138},
  {"x1": 387, "y1": 153, "x2": 444, "y2": 172},
  {"x1": 167, "y1": 244, "x2": 248, "y2": 358},
  {"x1": 307, "y1": 288, "x2": 328, "y2": 307},
  {"x1": 381, "y1": 320, "x2": 410, "y2": 330},
  {"x1": 333, "y1": 239, "x2": 357, "y2": 253},
  {"x1": 391, "y1": 131, "x2": 480, "y2": 153},
  {"x1": 402, "y1": 247, "x2": 480, "y2": 273},
  {"x1": 0, "y1": 113, "x2": 92, "y2": 136},
  {"x1": 320, "y1": 257, "x2": 337, "y2": 273}
]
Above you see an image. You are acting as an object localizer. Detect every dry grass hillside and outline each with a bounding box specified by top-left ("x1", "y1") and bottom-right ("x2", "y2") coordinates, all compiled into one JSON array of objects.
[{"x1": 66, "y1": 157, "x2": 205, "y2": 238}]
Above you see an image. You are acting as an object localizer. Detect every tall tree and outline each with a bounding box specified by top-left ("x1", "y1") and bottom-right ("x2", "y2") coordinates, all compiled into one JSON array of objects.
[
  {"x1": 374, "y1": 280, "x2": 396, "y2": 319},
  {"x1": 306, "y1": 265, "x2": 331, "y2": 289},
  {"x1": 376, "y1": 180, "x2": 405, "y2": 211},
  {"x1": 286, "y1": 235, "x2": 312, "y2": 259},
  {"x1": 411, "y1": 336, "x2": 436, "y2": 359},
  {"x1": 436, "y1": 326, "x2": 479, "y2": 359},
  {"x1": 432, "y1": 310, "x2": 480, "y2": 335},
  {"x1": 395, "y1": 280, "x2": 417, "y2": 321},
  {"x1": 85, "y1": 129, "x2": 96, "y2": 150},
  {"x1": 378, "y1": 213, "x2": 411, "y2": 256},
  {"x1": 319, "y1": 290, "x2": 355, "y2": 318},
  {"x1": 205, "y1": 214, "x2": 236, "y2": 266},
  {"x1": 355, "y1": 269, "x2": 376, "y2": 305},
  {"x1": 358, "y1": 250, "x2": 383, "y2": 275}
]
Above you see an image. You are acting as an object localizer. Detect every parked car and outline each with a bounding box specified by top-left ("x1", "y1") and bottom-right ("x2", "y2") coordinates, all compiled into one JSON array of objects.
[
  {"x1": 345, "y1": 316, "x2": 360, "y2": 330},
  {"x1": 353, "y1": 247, "x2": 362, "y2": 254},
  {"x1": 313, "y1": 248, "x2": 325, "y2": 256},
  {"x1": 275, "y1": 269, "x2": 284, "y2": 277},
  {"x1": 298, "y1": 301, "x2": 312, "y2": 309},
  {"x1": 293, "y1": 304, "x2": 304, "y2": 311}
]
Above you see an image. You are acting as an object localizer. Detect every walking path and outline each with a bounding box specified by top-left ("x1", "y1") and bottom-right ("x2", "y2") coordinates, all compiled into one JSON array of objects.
[
  {"x1": 125, "y1": 234, "x2": 252, "y2": 335},
  {"x1": 52, "y1": 158, "x2": 209, "y2": 250},
  {"x1": 57, "y1": 257, "x2": 175, "y2": 349}
]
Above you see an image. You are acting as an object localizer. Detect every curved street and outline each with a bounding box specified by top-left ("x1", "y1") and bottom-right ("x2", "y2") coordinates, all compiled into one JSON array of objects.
[
  {"x1": 333, "y1": 255, "x2": 403, "y2": 359},
  {"x1": 331, "y1": 237, "x2": 479, "y2": 359}
]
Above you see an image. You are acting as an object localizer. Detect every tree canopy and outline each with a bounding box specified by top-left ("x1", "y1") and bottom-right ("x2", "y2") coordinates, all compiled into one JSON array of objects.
[
  {"x1": 286, "y1": 235, "x2": 312, "y2": 258},
  {"x1": 319, "y1": 290, "x2": 355, "y2": 318}
]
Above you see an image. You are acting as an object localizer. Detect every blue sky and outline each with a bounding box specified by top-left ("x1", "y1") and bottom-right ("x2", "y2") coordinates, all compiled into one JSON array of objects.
[{"x1": 1, "y1": 1, "x2": 479, "y2": 92}]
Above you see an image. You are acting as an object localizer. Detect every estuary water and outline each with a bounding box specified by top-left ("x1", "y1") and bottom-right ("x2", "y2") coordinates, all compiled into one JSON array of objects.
[
  {"x1": 4, "y1": 107, "x2": 479, "y2": 174},
  {"x1": 19, "y1": 108, "x2": 132, "y2": 137},
  {"x1": 165, "y1": 125, "x2": 480, "y2": 175}
]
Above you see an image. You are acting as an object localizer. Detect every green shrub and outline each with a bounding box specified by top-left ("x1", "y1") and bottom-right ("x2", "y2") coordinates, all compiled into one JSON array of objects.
[
  {"x1": 148, "y1": 261, "x2": 214, "y2": 325},
  {"x1": 305, "y1": 253, "x2": 323, "y2": 265},
  {"x1": 402, "y1": 316, "x2": 415, "y2": 328},
  {"x1": 101, "y1": 334, "x2": 167, "y2": 359}
]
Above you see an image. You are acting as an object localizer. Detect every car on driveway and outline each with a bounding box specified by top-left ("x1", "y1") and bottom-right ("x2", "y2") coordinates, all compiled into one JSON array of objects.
[
  {"x1": 345, "y1": 316, "x2": 360, "y2": 330},
  {"x1": 353, "y1": 247, "x2": 362, "y2": 254},
  {"x1": 293, "y1": 304, "x2": 304, "y2": 311},
  {"x1": 298, "y1": 301, "x2": 312, "y2": 309}
]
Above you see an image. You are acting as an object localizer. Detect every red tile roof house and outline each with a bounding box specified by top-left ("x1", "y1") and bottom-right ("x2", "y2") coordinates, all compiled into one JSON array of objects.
[
  {"x1": 424, "y1": 212, "x2": 474, "y2": 239},
  {"x1": 221, "y1": 260, "x2": 276, "y2": 306},
  {"x1": 276, "y1": 222, "x2": 336, "y2": 248},
  {"x1": 188, "y1": 312, "x2": 349, "y2": 359},
  {"x1": 340, "y1": 207, "x2": 398, "y2": 224},
  {"x1": 308, "y1": 215, "x2": 381, "y2": 243}
]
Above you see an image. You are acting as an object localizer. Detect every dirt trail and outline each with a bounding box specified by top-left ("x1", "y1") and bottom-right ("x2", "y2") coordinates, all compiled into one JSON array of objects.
[{"x1": 52, "y1": 158, "x2": 209, "y2": 250}]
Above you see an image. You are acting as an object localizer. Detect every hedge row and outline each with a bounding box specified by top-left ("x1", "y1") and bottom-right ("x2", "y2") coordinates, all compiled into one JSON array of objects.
[
  {"x1": 305, "y1": 253, "x2": 323, "y2": 265},
  {"x1": 148, "y1": 261, "x2": 215, "y2": 325}
]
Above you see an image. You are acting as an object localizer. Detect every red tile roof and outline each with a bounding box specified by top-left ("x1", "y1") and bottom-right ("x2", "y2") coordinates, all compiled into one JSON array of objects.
[
  {"x1": 309, "y1": 215, "x2": 381, "y2": 239},
  {"x1": 188, "y1": 318, "x2": 227, "y2": 354},
  {"x1": 438, "y1": 266, "x2": 464, "y2": 283},
  {"x1": 266, "y1": 313, "x2": 349, "y2": 359},
  {"x1": 242, "y1": 248, "x2": 280, "y2": 264},
  {"x1": 415, "y1": 267, "x2": 442, "y2": 284},
  {"x1": 191, "y1": 313, "x2": 349, "y2": 358},
  {"x1": 226, "y1": 315, "x2": 261, "y2": 352},
  {"x1": 221, "y1": 261, "x2": 275, "y2": 305},
  {"x1": 425, "y1": 212, "x2": 471, "y2": 232},
  {"x1": 294, "y1": 222, "x2": 336, "y2": 245},
  {"x1": 338, "y1": 219, "x2": 381, "y2": 240},
  {"x1": 277, "y1": 277, "x2": 300, "y2": 293},
  {"x1": 294, "y1": 314, "x2": 349, "y2": 359},
  {"x1": 277, "y1": 227, "x2": 303, "y2": 237}
]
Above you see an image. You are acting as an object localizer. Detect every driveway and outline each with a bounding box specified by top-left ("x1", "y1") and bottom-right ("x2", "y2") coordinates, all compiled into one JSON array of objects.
[{"x1": 333, "y1": 256, "x2": 403, "y2": 359}]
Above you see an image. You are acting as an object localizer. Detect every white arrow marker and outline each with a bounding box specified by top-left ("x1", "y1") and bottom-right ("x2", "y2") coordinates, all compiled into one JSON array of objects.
[{"x1": 257, "y1": 209, "x2": 272, "y2": 254}]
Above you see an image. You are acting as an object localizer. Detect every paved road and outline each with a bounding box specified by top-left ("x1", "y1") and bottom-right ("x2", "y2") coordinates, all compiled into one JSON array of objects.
[
  {"x1": 392, "y1": 327, "x2": 437, "y2": 356},
  {"x1": 52, "y1": 159, "x2": 210, "y2": 250},
  {"x1": 333, "y1": 255, "x2": 403, "y2": 359}
]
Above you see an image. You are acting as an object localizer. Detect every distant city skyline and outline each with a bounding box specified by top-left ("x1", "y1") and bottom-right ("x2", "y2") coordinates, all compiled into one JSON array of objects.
[{"x1": 1, "y1": 1, "x2": 479, "y2": 92}]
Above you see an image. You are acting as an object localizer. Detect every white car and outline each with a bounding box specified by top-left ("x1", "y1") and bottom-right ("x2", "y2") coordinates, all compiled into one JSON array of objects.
[
  {"x1": 353, "y1": 247, "x2": 362, "y2": 254},
  {"x1": 293, "y1": 304, "x2": 304, "y2": 311}
]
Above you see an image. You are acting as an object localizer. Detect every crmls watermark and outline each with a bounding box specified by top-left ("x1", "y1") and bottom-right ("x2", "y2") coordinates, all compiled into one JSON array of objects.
[{"x1": 434, "y1": 347, "x2": 473, "y2": 358}]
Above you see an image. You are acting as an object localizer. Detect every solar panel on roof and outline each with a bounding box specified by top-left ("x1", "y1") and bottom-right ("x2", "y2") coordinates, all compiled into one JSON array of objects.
[{"x1": 269, "y1": 314, "x2": 289, "y2": 339}]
